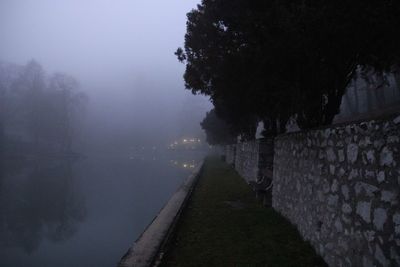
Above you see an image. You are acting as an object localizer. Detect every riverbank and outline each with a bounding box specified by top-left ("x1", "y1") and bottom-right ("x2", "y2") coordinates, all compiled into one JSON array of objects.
[
  {"x1": 118, "y1": 161, "x2": 204, "y2": 267},
  {"x1": 160, "y1": 157, "x2": 326, "y2": 267}
]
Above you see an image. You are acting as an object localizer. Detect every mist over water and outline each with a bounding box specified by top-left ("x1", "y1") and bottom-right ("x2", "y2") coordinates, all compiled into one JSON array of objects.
[
  {"x1": 0, "y1": 156, "x2": 203, "y2": 267},
  {"x1": 0, "y1": 0, "x2": 211, "y2": 148},
  {"x1": 0, "y1": 1, "x2": 211, "y2": 266}
]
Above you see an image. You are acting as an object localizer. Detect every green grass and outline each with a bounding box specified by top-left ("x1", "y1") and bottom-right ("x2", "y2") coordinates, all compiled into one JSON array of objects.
[{"x1": 160, "y1": 157, "x2": 327, "y2": 267}]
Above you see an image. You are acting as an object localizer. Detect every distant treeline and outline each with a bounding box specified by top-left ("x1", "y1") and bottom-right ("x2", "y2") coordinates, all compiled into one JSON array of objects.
[
  {"x1": 0, "y1": 60, "x2": 87, "y2": 158},
  {"x1": 176, "y1": 0, "x2": 400, "y2": 144}
]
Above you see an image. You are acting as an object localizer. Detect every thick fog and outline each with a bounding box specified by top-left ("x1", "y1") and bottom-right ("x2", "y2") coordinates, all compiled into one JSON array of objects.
[
  {"x1": 0, "y1": 0, "x2": 211, "y2": 153},
  {"x1": 0, "y1": 2, "x2": 212, "y2": 266}
]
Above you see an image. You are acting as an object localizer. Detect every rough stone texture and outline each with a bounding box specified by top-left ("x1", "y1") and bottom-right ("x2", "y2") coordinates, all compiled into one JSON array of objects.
[
  {"x1": 234, "y1": 138, "x2": 274, "y2": 183},
  {"x1": 356, "y1": 201, "x2": 371, "y2": 223},
  {"x1": 273, "y1": 113, "x2": 400, "y2": 267}
]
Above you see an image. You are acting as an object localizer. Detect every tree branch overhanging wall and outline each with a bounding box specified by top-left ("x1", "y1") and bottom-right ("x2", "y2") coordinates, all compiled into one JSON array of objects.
[{"x1": 177, "y1": 0, "x2": 400, "y2": 142}]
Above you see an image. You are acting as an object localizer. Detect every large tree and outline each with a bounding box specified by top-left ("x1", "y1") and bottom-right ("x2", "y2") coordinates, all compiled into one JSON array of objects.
[
  {"x1": 0, "y1": 60, "x2": 87, "y2": 154},
  {"x1": 200, "y1": 109, "x2": 237, "y2": 145},
  {"x1": 177, "y1": 0, "x2": 400, "y2": 135},
  {"x1": 48, "y1": 73, "x2": 87, "y2": 151},
  {"x1": 0, "y1": 62, "x2": 22, "y2": 154}
]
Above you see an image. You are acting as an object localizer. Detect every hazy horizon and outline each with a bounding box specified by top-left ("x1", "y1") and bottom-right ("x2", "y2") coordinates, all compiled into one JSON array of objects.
[{"x1": 0, "y1": 0, "x2": 212, "y2": 150}]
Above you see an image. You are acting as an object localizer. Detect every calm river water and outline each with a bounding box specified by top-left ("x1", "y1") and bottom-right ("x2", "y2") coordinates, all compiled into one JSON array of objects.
[{"x1": 0, "y1": 153, "x2": 203, "y2": 267}]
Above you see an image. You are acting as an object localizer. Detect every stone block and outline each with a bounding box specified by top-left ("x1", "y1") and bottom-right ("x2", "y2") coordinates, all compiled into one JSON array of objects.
[
  {"x1": 356, "y1": 201, "x2": 371, "y2": 223},
  {"x1": 347, "y1": 143, "x2": 359, "y2": 164},
  {"x1": 380, "y1": 146, "x2": 394, "y2": 167},
  {"x1": 373, "y1": 208, "x2": 387, "y2": 231},
  {"x1": 342, "y1": 203, "x2": 352, "y2": 214}
]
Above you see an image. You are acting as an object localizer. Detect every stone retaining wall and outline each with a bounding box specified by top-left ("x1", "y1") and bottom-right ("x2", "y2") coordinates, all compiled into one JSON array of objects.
[
  {"x1": 273, "y1": 114, "x2": 400, "y2": 266},
  {"x1": 235, "y1": 141, "x2": 260, "y2": 183},
  {"x1": 234, "y1": 139, "x2": 274, "y2": 183}
]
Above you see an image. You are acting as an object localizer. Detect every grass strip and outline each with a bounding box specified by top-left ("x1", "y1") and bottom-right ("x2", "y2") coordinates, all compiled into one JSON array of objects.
[{"x1": 160, "y1": 157, "x2": 326, "y2": 267}]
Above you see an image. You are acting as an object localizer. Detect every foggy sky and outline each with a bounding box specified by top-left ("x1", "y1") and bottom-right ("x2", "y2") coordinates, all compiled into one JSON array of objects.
[{"x1": 0, "y1": 0, "x2": 211, "y2": 149}]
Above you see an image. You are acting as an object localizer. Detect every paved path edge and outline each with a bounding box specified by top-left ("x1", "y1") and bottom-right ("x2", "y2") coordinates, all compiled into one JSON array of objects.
[{"x1": 118, "y1": 160, "x2": 205, "y2": 267}]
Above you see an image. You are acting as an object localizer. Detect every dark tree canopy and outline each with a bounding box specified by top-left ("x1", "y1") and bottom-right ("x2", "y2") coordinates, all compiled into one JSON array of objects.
[
  {"x1": 177, "y1": 0, "x2": 400, "y2": 138},
  {"x1": 200, "y1": 109, "x2": 237, "y2": 145}
]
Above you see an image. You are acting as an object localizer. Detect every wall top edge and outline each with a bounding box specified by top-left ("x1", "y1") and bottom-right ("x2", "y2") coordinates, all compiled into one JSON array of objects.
[{"x1": 275, "y1": 111, "x2": 400, "y2": 140}]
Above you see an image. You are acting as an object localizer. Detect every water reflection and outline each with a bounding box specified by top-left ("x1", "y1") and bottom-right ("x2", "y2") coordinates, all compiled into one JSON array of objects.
[
  {"x1": 169, "y1": 159, "x2": 197, "y2": 169},
  {"x1": 0, "y1": 158, "x2": 86, "y2": 253},
  {"x1": 0, "y1": 150, "x2": 206, "y2": 266}
]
